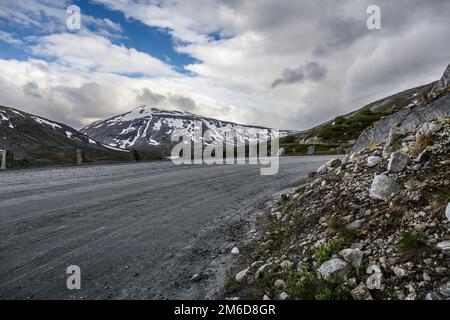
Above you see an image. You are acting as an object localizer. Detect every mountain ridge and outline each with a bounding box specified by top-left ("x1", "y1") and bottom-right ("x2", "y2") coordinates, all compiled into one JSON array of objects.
[{"x1": 80, "y1": 105, "x2": 295, "y2": 150}]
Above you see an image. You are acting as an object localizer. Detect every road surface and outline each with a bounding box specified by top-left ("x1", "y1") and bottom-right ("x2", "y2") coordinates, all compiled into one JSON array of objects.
[{"x1": 0, "y1": 156, "x2": 335, "y2": 299}]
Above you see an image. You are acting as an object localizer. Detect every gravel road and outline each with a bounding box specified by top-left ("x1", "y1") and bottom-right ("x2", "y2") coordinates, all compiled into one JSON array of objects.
[{"x1": 0, "y1": 156, "x2": 335, "y2": 299}]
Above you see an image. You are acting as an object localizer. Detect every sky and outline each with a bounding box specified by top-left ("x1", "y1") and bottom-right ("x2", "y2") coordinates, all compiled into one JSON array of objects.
[{"x1": 0, "y1": 0, "x2": 449, "y2": 130}]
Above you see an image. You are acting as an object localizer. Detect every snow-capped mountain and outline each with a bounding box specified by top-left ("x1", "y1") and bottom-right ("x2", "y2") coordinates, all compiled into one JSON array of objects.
[
  {"x1": 81, "y1": 106, "x2": 291, "y2": 150},
  {"x1": 0, "y1": 105, "x2": 129, "y2": 166}
]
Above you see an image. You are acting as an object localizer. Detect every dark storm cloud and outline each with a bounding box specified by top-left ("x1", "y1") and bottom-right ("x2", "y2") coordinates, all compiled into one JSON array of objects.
[
  {"x1": 136, "y1": 88, "x2": 198, "y2": 112},
  {"x1": 22, "y1": 81, "x2": 42, "y2": 98},
  {"x1": 272, "y1": 62, "x2": 327, "y2": 88},
  {"x1": 313, "y1": 17, "x2": 368, "y2": 56}
]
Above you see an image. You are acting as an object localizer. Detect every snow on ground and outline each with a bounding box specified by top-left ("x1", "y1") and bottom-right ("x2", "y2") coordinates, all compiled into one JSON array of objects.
[{"x1": 31, "y1": 116, "x2": 62, "y2": 129}]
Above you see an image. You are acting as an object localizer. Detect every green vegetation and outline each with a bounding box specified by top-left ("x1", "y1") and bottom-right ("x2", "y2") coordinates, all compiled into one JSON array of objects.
[
  {"x1": 329, "y1": 217, "x2": 359, "y2": 243},
  {"x1": 398, "y1": 232, "x2": 427, "y2": 259},
  {"x1": 280, "y1": 142, "x2": 350, "y2": 156},
  {"x1": 314, "y1": 241, "x2": 342, "y2": 266},
  {"x1": 311, "y1": 109, "x2": 386, "y2": 142},
  {"x1": 435, "y1": 186, "x2": 450, "y2": 204},
  {"x1": 286, "y1": 266, "x2": 351, "y2": 300}
]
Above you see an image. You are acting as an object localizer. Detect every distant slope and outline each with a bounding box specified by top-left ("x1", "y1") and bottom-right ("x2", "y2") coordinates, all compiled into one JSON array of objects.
[
  {"x1": 81, "y1": 106, "x2": 293, "y2": 151},
  {"x1": 297, "y1": 83, "x2": 434, "y2": 144},
  {"x1": 281, "y1": 64, "x2": 450, "y2": 155},
  {"x1": 0, "y1": 105, "x2": 131, "y2": 167},
  {"x1": 353, "y1": 64, "x2": 450, "y2": 151}
]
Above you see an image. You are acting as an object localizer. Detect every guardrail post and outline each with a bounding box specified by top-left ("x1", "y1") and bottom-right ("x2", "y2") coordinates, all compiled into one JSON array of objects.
[
  {"x1": 307, "y1": 145, "x2": 316, "y2": 155},
  {"x1": 77, "y1": 149, "x2": 86, "y2": 164},
  {"x1": 1, "y1": 149, "x2": 13, "y2": 170}
]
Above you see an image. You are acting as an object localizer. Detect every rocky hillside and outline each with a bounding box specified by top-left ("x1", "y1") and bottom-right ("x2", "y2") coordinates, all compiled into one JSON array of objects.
[
  {"x1": 0, "y1": 105, "x2": 131, "y2": 167},
  {"x1": 223, "y1": 115, "x2": 450, "y2": 300},
  {"x1": 280, "y1": 64, "x2": 450, "y2": 156},
  {"x1": 222, "y1": 64, "x2": 450, "y2": 300},
  {"x1": 81, "y1": 106, "x2": 292, "y2": 151},
  {"x1": 353, "y1": 65, "x2": 450, "y2": 152}
]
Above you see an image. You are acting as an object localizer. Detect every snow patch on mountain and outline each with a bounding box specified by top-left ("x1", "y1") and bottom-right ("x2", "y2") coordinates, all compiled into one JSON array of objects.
[{"x1": 81, "y1": 106, "x2": 291, "y2": 150}]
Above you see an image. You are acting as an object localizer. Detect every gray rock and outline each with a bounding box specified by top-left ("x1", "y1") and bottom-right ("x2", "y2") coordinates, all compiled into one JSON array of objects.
[
  {"x1": 438, "y1": 281, "x2": 450, "y2": 297},
  {"x1": 405, "y1": 293, "x2": 417, "y2": 300},
  {"x1": 346, "y1": 219, "x2": 364, "y2": 230},
  {"x1": 351, "y1": 282, "x2": 373, "y2": 300},
  {"x1": 367, "y1": 156, "x2": 382, "y2": 167},
  {"x1": 235, "y1": 268, "x2": 250, "y2": 283},
  {"x1": 428, "y1": 64, "x2": 450, "y2": 99},
  {"x1": 446, "y1": 202, "x2": 450, "y2": 222},
  {"x1": 373, "y1": 149, "x2": 382, "y2": 157},
  {"x1": 339, "y1": 248, "x2": 363, "y2": 268},
  {"x1": 437, "y1": 241, "x2": 450, "y2": 253},
  {"x1": 190, "y1": 274, "x2": 202, "y2": 282},
  {"x1": 414, "y1": 150, "x2": 431, "y2": 163},
  {"x1": 231, "y1": 247, "x2": 240, "y2": 255},
  {"x1": 392, "y1": 266, "x2": 408, "y2": 278},
  {"x1": 388, "y1": 151, "x2": 409, "y2": 172},
  {"x1": 279, "y1": 292, "x2": 289, "y2": 300},
  {"x1": 317, "y1": 258, "x2": 347, "y2": 280},
  {"x1": 425, "y1": 292, "x2": 442, "y2": 300},
  {"x1": 385, "y1": 127, "x2": 406, "y2": 148},
  {"x1": 353, "y1": 83, "x2": 450, "y2": 153},
  {"x1": 416, "y1": 122, "x2": 440, "y2": 140},
  {"x1": 274, "y1": 279, "x2": 285, "y2": 289},
  {"x1": 280, "y1": 260, "x2": 292, "y2": 270},
  {"x1": 255, "y1": 263, "x2": 271, "y2": 280},
  {"x1": 369, "y1": 174, "x2": 400, "y2": 201}
]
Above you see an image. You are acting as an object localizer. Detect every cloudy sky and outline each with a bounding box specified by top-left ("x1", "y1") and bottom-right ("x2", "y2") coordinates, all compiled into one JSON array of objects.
[{"x1": 0, "y1": 0, "x2": 449, "y2": 130}]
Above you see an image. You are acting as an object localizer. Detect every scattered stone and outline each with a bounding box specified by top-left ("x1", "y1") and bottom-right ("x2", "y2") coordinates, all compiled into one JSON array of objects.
[
  {"x1": 190, "y1": 274, "x2": 202, "y2": 282},
  {"x1": 405, "y1": 292, "x2": 417, "y2": 300},
  {"x1": 367, "y1": 156, "x2": 382, "y2": 167},
  {"x1": 274, "y1": 279, "x2": 285, "y2": 289},
  {"x1": 392, "y1": 266, "x2": 408, "y2": 278},
  {"x1": 414, "y1": 150, "x2": 431, "y2": 163},
  {"x1": 262, "y1": 295, "x2": 271, "y2": 300},
  {"x1": 280, "y1": 260, "x2": 292, "y2": 270},
  {"x1": 373, "y1": 149, "x2": 382, "y2": 157},
  {"x1": 416, "y1": 122, "x2": 440, "y2": 140},
  {"x1": 351, "y1": 282, "x2": 373, "y2": 300},
  {"x1": 425, "y1": 292, "x2": 442, "y2": 300},
  {"x1": 446, "y1": 202, "x2": 450, "y2": 222},
  {"x1": 339, "y1": 248, "x2": 363, "y2": 268},
  {"x1": 369, "y1": 174, "x2": 400, "y2": 201},
  {"x1": 317, "y1": 258, "x2": 347, "y2": 280},
  {"x1": 438, "y1": 282, "x2": 450, "y2": 297},
  {"x1": 279, "y1": 292, "x2": 289, "y2": 300},
  {"x1": 437, "y1": 241, "x2": 450, "y2": 253},
  {"x1": 404, "y1": 180, "x2": 421, "y2": 190},
  {"x1": 388, "y1": 151, "x2": 409, "y2": 172},
  {"x1": 255, "y1": 263, "x2": 271, "y2": 280},
  {"x1": 346, "y1": 219, "x2": 364, "y2": 230},
  {"x1": 231, "y1": 247, "x2": 240, "y2": 255},
  {"x1": 235, "y1": 268, "x2": 250, "y2": 283},
  {"x1": 386, "y1": 127, "x2": 406, "y2": 148}
]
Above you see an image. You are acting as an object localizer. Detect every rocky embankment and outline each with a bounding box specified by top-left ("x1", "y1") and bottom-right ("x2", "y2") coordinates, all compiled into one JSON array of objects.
[{"x1": 223, "y1": 117, "x2": 450, "y2": 300}]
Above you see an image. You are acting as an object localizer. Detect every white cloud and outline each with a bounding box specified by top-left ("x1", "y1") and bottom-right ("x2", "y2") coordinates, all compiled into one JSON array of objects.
[
  {"x1": 31, "y1": 33, "x2": 178, "y2": 77},
  {"x1": 0, "y1": 31, "x2": 23, "y2": 45},
  {"x1": 1, "y1": 0, "x2": 449, "y2": 131}
]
